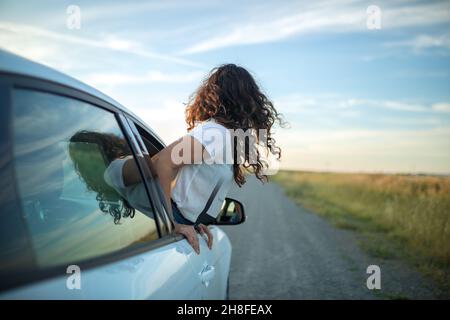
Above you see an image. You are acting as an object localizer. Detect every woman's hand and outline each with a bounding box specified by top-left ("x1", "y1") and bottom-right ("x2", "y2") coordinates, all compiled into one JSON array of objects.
[
  {"x1": 196, "y1": 223, "x2": 213, "y2": 250},
  {"x1": 174, "y1": 223, "x2": 200, "y2": 254},
  {"x1": 174, "y1": 223, "x2": 213, "y2": 254}
]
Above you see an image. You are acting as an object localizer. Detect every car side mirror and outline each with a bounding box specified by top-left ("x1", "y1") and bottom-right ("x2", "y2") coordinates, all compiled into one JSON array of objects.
[{"x1": 215, "y1": 197, "x2": 246, "y2": 225}]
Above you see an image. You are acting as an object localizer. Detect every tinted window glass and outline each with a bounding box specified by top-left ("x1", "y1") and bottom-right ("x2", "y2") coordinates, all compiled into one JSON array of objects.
[{"x1": 12, "y1": 89, "x2": 158, "y2": 269}]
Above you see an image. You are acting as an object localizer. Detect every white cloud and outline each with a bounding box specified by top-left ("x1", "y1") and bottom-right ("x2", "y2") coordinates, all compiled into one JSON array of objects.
[
  {"x1": 84, "y1": 70, "x2": 204, "y2": 87},
  {"x1": 432, "y1": 103, "x2": 450, "y2": 113},
  {"x1": 180, "y1": 0, "x2": 450, "y2": 54},
  {"x1": 385, "y1": 34, "x2": 450, "y2": 52},
  {"x1": 181, "y1": 2, "x2": 363, "y2": 54},
  {"x1": 275, "y1": 94, "x2": 432, "y2": 114},
  {"x1": 414, "y1": 34, "x2": 450, "y2": 49},
  {"x1": 347, "y1": 99, "x2": 428, "y2": 112},
  {"x1": 381, "y1": 2, "x2": 450, "y2": 28},
  {"x1": 76, "y1": 0, "x2": 217, "y2": 23},
  {"x1": 0, "y1": 22, "x2": 203, "y2": 68}
]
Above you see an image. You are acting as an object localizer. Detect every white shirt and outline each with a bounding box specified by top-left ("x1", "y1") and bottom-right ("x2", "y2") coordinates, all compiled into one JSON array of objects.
[
  {"x1": 104, "y1": 119, "x2": 235, "y2": 223},
  {"x1": 172, "y1": 119, "x2": 234, "y2": 223}
]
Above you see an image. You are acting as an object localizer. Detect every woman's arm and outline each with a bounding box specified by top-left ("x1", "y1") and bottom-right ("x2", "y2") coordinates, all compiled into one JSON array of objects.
[
  {"x1": 150, "y1": 136, "x2": 213, "y2": 254},
  {"x1": 150, "y1": 137, "x2": 184, "y2": 223},
  {"x1": 117, "y1": 135, "x2": 213, "y2": 253}
]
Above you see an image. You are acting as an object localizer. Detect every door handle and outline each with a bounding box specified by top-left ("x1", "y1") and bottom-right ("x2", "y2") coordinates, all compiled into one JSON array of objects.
[{"x1": 199, "y1": 263, "x2": 215, "y2": 287}]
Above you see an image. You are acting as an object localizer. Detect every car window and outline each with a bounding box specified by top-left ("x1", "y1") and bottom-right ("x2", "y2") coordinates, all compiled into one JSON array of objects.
[
  {"x1": 136, "y1": 125, "x2": 162, "y2": 156},
  {"x1": 12, "y1": 89, "x2": 159, "y2": 270}
]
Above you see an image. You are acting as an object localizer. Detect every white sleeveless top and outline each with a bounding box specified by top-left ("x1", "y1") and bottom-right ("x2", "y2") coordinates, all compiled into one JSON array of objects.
[{"x1": 172, "y1": 119, "x2": 234, "y2": 222}]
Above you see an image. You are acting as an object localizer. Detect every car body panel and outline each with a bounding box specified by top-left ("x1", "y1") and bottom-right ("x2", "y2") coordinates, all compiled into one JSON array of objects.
[{"x1": 0, "y1": 229, "x2": 231, "y2": 300}]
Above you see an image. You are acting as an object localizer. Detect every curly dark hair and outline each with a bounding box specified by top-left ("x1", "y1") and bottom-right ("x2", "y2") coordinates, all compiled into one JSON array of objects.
[
  {"x1": 69, "y1": 130, "x2": 135, "y2": 224},
  {"x1": 185, "y1": 64, "x2": 283, "y2": 186}
]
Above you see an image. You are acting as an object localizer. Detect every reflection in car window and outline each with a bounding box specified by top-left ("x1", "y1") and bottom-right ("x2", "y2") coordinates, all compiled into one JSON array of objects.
[{"x1": 12, "y1": 89, "x2": 158, "y2": 269}]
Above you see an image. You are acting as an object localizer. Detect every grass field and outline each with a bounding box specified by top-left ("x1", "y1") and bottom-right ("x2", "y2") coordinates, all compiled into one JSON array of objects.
[{"x1": 272, "y1": 170, "x2": 450, "y2": 293}]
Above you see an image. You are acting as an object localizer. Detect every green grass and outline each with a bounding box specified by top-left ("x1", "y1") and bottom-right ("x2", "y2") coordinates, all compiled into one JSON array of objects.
[{"x1": 272, "y1": 170, "x2": 450, "y2": 295}]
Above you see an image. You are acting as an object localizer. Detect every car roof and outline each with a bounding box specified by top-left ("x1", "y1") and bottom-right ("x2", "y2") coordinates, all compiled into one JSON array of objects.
[{"x1": 0, "y1": 49, "x2": 165, "y2": 145}]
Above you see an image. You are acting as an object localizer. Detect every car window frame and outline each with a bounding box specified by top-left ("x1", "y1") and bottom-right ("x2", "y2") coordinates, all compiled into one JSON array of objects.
[
  {"x1": 130, "y1": 120, "x2": 174, "y2": 232},
  {"x1": 0, "y1": 73, "x2": 181, "y2": 292},
  {"x1": 116, "y1": 113, "x2": 169, "y2": 236}
]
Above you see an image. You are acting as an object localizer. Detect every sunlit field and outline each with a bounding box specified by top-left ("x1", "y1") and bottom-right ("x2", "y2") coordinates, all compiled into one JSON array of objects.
[{"x1": 272, "y1": 170, "x2": 450, "y2": 291}]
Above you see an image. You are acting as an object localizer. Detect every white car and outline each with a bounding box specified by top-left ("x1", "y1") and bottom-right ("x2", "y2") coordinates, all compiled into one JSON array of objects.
[{"x1": 0, "y1": 50, "x2": 245, "y2": 299}]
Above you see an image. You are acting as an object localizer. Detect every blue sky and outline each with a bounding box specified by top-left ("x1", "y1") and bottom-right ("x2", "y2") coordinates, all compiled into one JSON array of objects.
[{"x1": 1, "y1": 0, "x2": 450, "y2": 173}]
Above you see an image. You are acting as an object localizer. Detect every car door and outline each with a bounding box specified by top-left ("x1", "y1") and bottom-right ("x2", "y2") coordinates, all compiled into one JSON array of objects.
[
  {"x1": 0, "y1": 81, "x2": 202, "y2": 299},
  {"x1": 129, "y1": 119, "x2": 229, "y2": 299}
]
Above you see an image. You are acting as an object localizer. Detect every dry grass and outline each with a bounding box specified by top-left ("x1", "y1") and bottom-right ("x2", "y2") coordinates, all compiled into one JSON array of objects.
[{"x1": 272, "y1": 170, "x2": 450, "y2": 291}]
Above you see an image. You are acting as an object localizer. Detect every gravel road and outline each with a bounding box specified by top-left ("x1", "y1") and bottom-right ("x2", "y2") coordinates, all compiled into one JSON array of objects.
[{"x1": 222, "y1": 176, "x2": 445, "y2": 299}]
